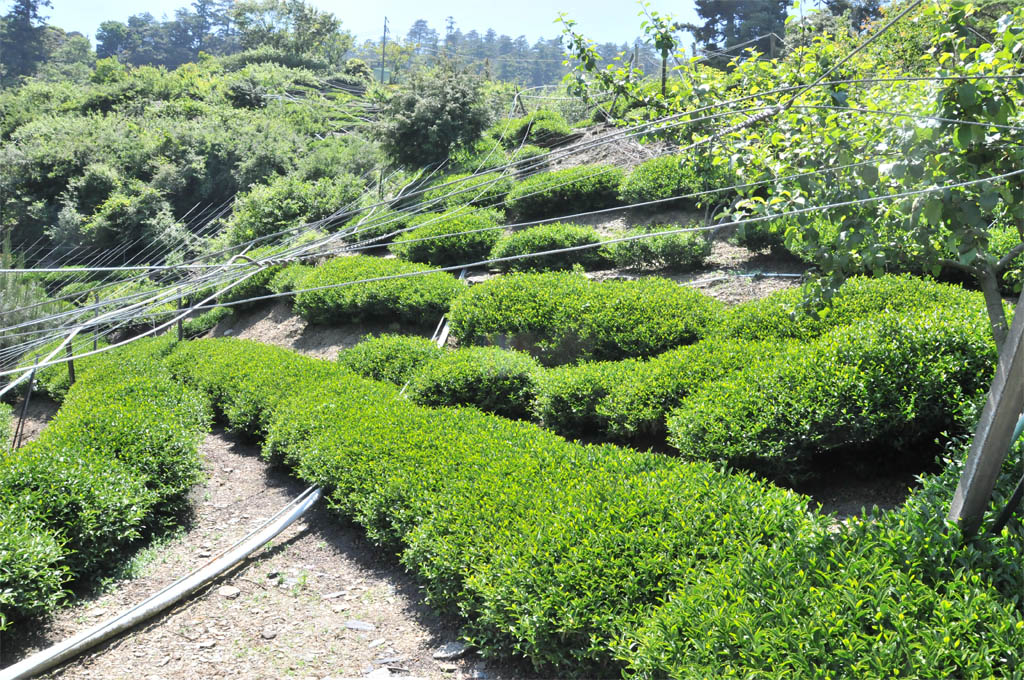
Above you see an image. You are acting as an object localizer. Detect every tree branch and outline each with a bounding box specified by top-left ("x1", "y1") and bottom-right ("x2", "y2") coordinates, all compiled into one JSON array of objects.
[
  {"x1": 996, "y1": 242, "x2": 1024, "y2": 273},
  {"x1": 938, "y1": 258, "x2": 977, "y2": 275}
]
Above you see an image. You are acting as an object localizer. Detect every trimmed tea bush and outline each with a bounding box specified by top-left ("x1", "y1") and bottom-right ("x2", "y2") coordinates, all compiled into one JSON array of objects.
[
  {"x1": 449, "y1": 270, "x2": 723, "y2": 365},
  {"x1": 424, "y1": 172, "x2": 513, "y2": 210},
  {"x1": 19, "y1": 335, "x2": 111, "y2": 401},
  {"x1": 490, "y1": 223, "x2": 610, "y2": 272},
  {"x1": 668, "y1": 307, "x2": 996, "y2": 482},
  {"x1": 268, "y1": 263, "x2": 313, "y2": 294},
  {"x1": 1, "y1": 402, "x2": 11, "y2": 446},
  {"x1": 618, "y1": 154, "x2": 706, "y2": 208},
  {"x1": 389, "y1": 208, "x2": 503, "y2": 268},
  {"x1": 293, "y1": 255, "x2": 465, "y2": 326},
  {"x1": 498, "y1": 110, "x2": 572, "y2": 149},
  {"x1": 340, "y1": 207, "x2": 412, "y2": 247},
  {"x1": 0, "y1": 339, "x2": 209, "y2": 630},
  {"x1": 507, "y1": 165, "x2": 624, "y2": 220},
  {"x1": 603, "y1": 225, "x2": 711, "y2": 270},
  {"x1": 338, "y1": 333, "x2": 445, "y2": 385},
  {"x1": 719, "y1": 274, "x2": 988, "y2": 342},
  {"x1": 532, "y1": 358, "x2": 643, "y2": 440},
  {"x1": 406, "y1": 346, "x2": 542, "y2": 419}
]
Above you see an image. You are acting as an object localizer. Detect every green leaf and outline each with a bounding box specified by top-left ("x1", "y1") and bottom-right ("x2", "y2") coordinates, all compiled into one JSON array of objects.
[{"x1": 924, "y1": 199, "x2": 943, "y2": 226}]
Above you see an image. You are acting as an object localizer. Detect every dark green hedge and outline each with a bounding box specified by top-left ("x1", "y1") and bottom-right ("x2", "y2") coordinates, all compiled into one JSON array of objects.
[
  {"x1": 406, "y1": 345, "x2": 542, "y2": 420},
  {"x1": 389, "y1": 208, "x2": 503, "y2": 268},
  {"x1": 337, "y1": 333, "x2": 445, "y2": 385},
  {"x1": 182, "y1": 306, "x2": 233, "y2": 339},
  {"x1": 424, "y1": 172, "x2": 514, "y2": 210},
  {"x1": 293, "y1": 255, "x2": 465, "y2": 326},
  {"x1": 507, "y1": 165, "x2": 624, "y2": 221},
  {"x1": 490, "y1": 223, "x2": 610, "y2": 272},
  {"x1": 18, "y1": 335, "x2": 111, "y2": 401},
  {"x1": 618, "y1": 154, "x2": 709, "y2": 208},
  {"x1": 0, "y1": 338, "x2": 209, "y2": 631},
  {"x1": 669, "y1": 307, "x2": 996, "y2": 482},
  {"x1": 498, "y1": 110, "x2": 572, "y2": 149},
  {"x1": 603, "y1": 226, "x2": 711, "y2": 271},
  {"x1": 448, "y1": 270, "x2": 723, "y2": 365}
]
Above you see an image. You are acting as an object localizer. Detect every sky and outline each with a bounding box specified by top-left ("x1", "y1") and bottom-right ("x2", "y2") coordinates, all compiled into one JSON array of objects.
[{"x1": 40, "y1": 0, "x2": 700, "y2": 47}]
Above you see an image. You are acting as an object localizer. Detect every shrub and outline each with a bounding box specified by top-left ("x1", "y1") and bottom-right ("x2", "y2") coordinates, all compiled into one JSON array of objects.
[
  {"x1": 497, "y1": 110, "x2": 572, "y2": 149},
  {"x1": 182, "y1": 306, "x2": 233, "y2": 338},
  {"x1": 0, "y1": 339, "x2": 209, "y2": 629},
  {"x1": 603, "y1": 225, "x2": 711, "y2": 270},
  {"x1": 406, "y1": 346, "x2": 542, "y2": 419},
  {"x1": 618, "y1": 154, "x2": 707, "y2": 208},
  {"x1": 731, "y1": 216, "x2": 790, "y2": 252},
  {"x1": 424, "y1": 172, "x2": 514, "y2": 210},
  {"x1": 449, "y1": 270, "x2": 724, "y2": 365},
  {"x1": 18, "y1": 335, "x2": 111, "y2": 401},
  {"x1": 719, "y1": 274, "x2": 987, "y2": 342},
  {"x1": 1, "y1": 403, "x2": 11, "y2": 447},
  {"x1": 389, "y1": 208, "x2": 503, "y2": 268},
  {"x1": 340, "y1": 206, "x2": 412, "y2": 247},
  {"x1": 668, "y1": 307, "x2": 996, "y2": 482},
  {"x1": 509, "y1": 144, "x2": 549, "y2": 170},
  {"x1": 532, "y1": 359, "x2": 643, "y2": 440},
  {"x1": 507, "y1": 165, "x2": 624, "y2": 220},
  {"x1": 337, "y1": 334, "x2": 445, "y2": 385},
  {"x1": 490, "y1": 223, "x2": 610, "y2": 272},
  {"x1": 293, "y1": 255, "x2": 465, "y2": 326},
  {"x1": 176, "y1": 339, "x2": 817, "y2": 674},
  {"x1": 226, "y1": 173, "x2": 364, "y2": 246},
  {"x1": 449, "y1": 135, "x2": 510, "y2": 173}
]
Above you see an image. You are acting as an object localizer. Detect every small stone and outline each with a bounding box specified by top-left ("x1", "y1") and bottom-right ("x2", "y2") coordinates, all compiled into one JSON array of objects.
[
  {"x1": 375, "y1": 656, "x2": 405, "y2": 665},
  {"x1": 261, "y1": 628, "x2": 277, "y2": 640},
  {"x1": 364, "y1": 668, "x2": 390, "y2": 678},
  {"x1": 86, "y1": 608, "x2": 107, "y2": 618},
  {"x1": 346, "y1": 619, "x2": 376, "y2": 631},
  {"x1": 197, "y1": 640, "x2": 216, "y2": 649},
  {"x1": 217, "y1": 585, "x2": 241, "y2": 599},
  {"x1": 222, "y1": 329, "x2": 234, "y2": 336},
  {"x1": 197, "y1": 551, "x2": 212, "y2": 559},
  {"x1": 266, "y1": 571, "x2": 280, "y2": 580},
  {"x1": 322, "y1": 590, "x2": 347, "y2": 599},
  {"x1": 432, "y1": 641, "x2": 468, "y2": 661},
  {"x1": 438, "y1": 663, "x2": 458, "y2": 673},
  {"x1": 367, "y1": 638, "x2": 387, "y2": 649}
]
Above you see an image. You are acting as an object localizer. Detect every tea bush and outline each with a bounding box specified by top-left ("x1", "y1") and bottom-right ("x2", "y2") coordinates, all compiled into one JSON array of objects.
[
  {"x1": 340, "y1": 207, "x2": 413, "y2": 247},
  {"x1": 498, "y1": 110, "x2": 572, "y2": 149},
  {"x1": 668, "y1": 307, "x2": 996, "y2": 482},
  {"x1": 389, "y1": 208, "x2": 504, "y2": 268},
  {"x1": 19, "y1": 335, "x2": 111, "y2": 401},
  {"x1": 268, "y1": 263, "x2": 314, "y2": 294},
  {"x1": 532, "y1": 359, "x2": 643, "y2": 440},
  {"x1": 1, "y1": 402, "x2": 11, "y2": 446},
  {"x1": 423, "y1": 172, "x2": 514, "y2": 210},
  {"x1": 337, "y1": 333, "x2": 445, "y2": 385},
  {"x1": 490, "y1": 223, "x2": 610, "y2": 272},
  {"x1": 448, "y1": 270, "x2": 723, "y2": 365},
  {"x1": 293, "y1": 255, "x2": 465, "y2": 326},
  {"x1": 406, "y1": 346, "x2": 542, "y2": 420},
  {"x1": 507, "y1": 165, "x2": 624, "y2": 220},
  {"x1": 603, "y1": 226, "x2": 711, "y2": 270},
  {"x1": 618, "y1": 154, "x2": 707, "y2": 208},
  {"x1": 0, "y1": 339, "x2": 209, "y2": 629},
  {"x1": 182, "y1": 306, "x2": 233, "y2": 338}
]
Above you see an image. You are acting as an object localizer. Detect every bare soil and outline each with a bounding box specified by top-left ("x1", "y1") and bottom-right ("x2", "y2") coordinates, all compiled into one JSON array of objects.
[{"x1": 5, "y1": 393, "x2": 60, "y2": 447}]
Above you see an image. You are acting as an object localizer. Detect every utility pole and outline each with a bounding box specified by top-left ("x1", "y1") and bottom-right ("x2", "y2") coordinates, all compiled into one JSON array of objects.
[{"x1": 379, "y1": 17, "x2": 388, "y2": 83}]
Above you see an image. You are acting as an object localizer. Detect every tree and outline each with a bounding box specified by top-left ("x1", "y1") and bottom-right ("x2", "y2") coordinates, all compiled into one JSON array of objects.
[
  {"x1": 685, "y1": 0, "x2": 788, "y2": 64},
  {"x1": 375, "y1": 65, "x2": 489, "y2": 167},
  {"x1": 230, "y1": 0, "x2": 353, "y2": 65},
  {"x1": 0, "y1": 0, "x2": 53, "y2": 86},
  {"x1": 821, "y1": 0, "x2": 884, "y2": 30}
]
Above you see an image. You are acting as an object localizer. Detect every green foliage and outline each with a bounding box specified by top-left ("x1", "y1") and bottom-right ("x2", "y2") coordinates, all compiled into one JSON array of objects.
[
  {"x1": 337, "y1": 333, "x2": 445, "y2": 385},
  {"x1": 603, "y1": 225, "x2": 711, "y2": 270},
  {"x1": 668, "y1": 307, "x2": 996, "y2": 482},
  {"x1": 423, "y1": 172, "x2": 513, "y2": 210},
  {"x1": 0, "y1": 403, "x2": 11, "y2": 447},
  {"x1": 174, "y1": 338, "x2": 818, "y2": 674},
  {"x1": 496, "y1": 110, "x2": 572, "y2": 149},
  {"x1": 406, "y1": 346, "x2": 542, "y2": 420},
  {"x1": 0, "y1": 339, "x2": 209, "y2": 630},
  {"x1": 532, "y1": 358, "x2": 643, "y2": 440},
  {"x1": 19, "y1": 335, "x2": 111, "y2": 401},
  {"x1": 227, "y1": 173, "x2": 364, "y2": 246},
  {"x1": 182, "y1": 306, "x2": 233, "y2": 339},
  {"x1": 268, "y1": 262, "x2": 313, "y2": 293},
  {"x1": 618, "y1": 154, "x2": 714, "y2": 208},
  {"x1": 490, "y1": 223, "x2": 610, "y2": 272},
  {"x1": 293, "y1": 255, "x2": 464, "y2": 326},
  {"x1": 448, "y1": 135, "x2": 510, "y2": 173},
  {"x1": 389, "y1": 208, "x2": 503, "y2": 267},
  {"x1": 507, "y1": 164, "x2": 624, "y2": 220},
  {"x1": 376, "y1": 66, "x2": 490, "y2": 167},
  {"x1": 449, "y1": 270, "x2": 723, "y2": 365}
]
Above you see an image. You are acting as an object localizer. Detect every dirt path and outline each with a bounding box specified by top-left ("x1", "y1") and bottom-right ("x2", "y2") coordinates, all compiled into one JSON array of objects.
[{"x1": 2, "y1": 429, "x2": 520, "y2": 680}]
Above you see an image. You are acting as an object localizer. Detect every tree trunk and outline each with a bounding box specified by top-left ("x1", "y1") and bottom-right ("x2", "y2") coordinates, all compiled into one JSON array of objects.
[
  {"x1": 661, "y1": 48, "x2": 667, "y2": 97},
  {"x1": 979, "y1": 265, "x2": 1009, "y2": 354}
]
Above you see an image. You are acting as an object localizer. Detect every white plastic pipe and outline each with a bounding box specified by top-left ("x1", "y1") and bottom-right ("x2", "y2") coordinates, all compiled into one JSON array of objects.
[{"x1": 0, "y1": 486, "x2": 322, "y2": 680}]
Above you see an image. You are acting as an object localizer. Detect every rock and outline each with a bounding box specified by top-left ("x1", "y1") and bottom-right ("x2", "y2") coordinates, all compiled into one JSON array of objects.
[
  {"x1": 467, "y1": 669, "x2": 490, "y2": 679},
  {"x1": 432, "y1": 641, "x2": 468, "y2": 661},
  {"x1": 438, "y1": 663, "x2": 459, "y2": 673},
  {"x1": 261, "y1": 628, "x2": 277, "y2": 640},
  {"x1": 197, "y1": 640, "x2": 216, "y2": 649},
  {"x1": 346, "y1": 619, "x2": 376, "y2": 631},
  {"x1": 222, "y1": 329, "x2": 234, "y2": 336},
  {"x1": 266, "y1": 571, "x2": 280, "y2": 580},
  {"x1": 322, "y1": 590, "x2": 347, "y2": 599},
  {"x1": 375, "y1": 656, "x2": 405, "y2": 665},
  {"x1": 85, "y1": 608, "x2": 107, "y2": 618},
  {"x1": 217, "y1": 585, "x2": 241, "y2": 599},
  {"x1": 364, "y1": 668, "x2": 391, "y2": 678},
  {"x1": 367, "y1": 638, "x2": 387, "y2": 649},
  {"x1": 197, "y1": 551, "x2": 212, "y2": 559}
]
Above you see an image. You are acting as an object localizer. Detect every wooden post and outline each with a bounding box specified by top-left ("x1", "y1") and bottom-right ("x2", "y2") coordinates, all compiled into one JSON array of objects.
[
  {"x1": 948, "y1": 287, "x2": 1024, "y2": 536},
  {"x1": 177, "y1": 297, "x2": 184, "y2": 342},
  {"x1": 11, "y1": 358, "x2": 37, "y2": 452},
  {"x1": 65, "y1": 341, "x2": 76, "y2": 387}
]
